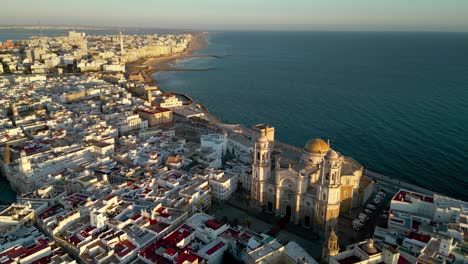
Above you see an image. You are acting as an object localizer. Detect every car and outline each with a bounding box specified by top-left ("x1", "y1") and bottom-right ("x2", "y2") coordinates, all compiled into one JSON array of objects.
[
  {"x1": 381, "y1": 214, "x2": 388, "y2": 219},
  {"x1": 373, "y1": 199, "x2": 381, "y2": 204},
  {"x1": 367, "y1": 204, "x2": 376, "y2": 210},
  {"x1": 352, "y1": 226, "x2": 362, "y2": 231},
  {"x1": 365, "y1": 209, "x2": 373, "y2": 214},
  {"x1": 353, "y1": 219, "x2": 363, "y2": 225}
]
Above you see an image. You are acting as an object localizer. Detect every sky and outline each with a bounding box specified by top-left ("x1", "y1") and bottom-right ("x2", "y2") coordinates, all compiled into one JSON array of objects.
[{"x1": 2, "y1": 0, "x2": 468, "y2": 31}]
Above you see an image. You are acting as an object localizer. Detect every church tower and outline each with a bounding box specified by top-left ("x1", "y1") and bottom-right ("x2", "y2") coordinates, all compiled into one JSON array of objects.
[
  {"x1": 322, "y1": 228, "x2": 339, "y2": 263},
  {"x1": 119, "y1": 31, "x2": 125, "y2": 55},
  {"x1": 251, "y1": 134, "x2": 271, "y2": 209},
  {"x1": 315, "y1": 149, "x2": 343, "y2": 234},
  {"x1": 19, "y1": 150, "x2": 32, "y2": 175},
  {"x1": 3, "y1": 144, "x2": 11, "y2": 164}
]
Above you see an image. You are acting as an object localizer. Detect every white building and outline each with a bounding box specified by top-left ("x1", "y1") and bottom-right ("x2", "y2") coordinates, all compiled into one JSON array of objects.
[
  {"x1": 197, "y1": 169, "x2": 238, "y2": 202},
  {"x1": 330, "y1": 239, "x2": 400, "y2": 264},
  {"x1": 103, "y1": 64, "x2": 125, "y2": 72},
  {"x1": 159, "y1": 94, "x2": 183, "y2": 108}
]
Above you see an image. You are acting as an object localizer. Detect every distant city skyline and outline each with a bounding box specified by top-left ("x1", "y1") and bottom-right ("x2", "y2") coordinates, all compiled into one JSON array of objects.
[{"x1": 2, "y1": 0, "x2": 468, "y2": 31}]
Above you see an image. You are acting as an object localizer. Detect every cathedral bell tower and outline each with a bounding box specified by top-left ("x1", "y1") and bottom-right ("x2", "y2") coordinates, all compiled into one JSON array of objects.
[
  {"x1": 315, "y1": 149, "x2": 343, "y2": 234},
  {"x1": 19, "y1": 150, "x2": 33, "y2": 175},
  {"x1": 251, "y1": 134, "x2": 271, "y2": 209},
  {"x1": 322, "y1": 228, "x2": 339, "y2": 263}
]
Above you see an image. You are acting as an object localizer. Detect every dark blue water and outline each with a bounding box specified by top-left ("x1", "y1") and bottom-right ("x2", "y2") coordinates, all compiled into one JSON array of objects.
[{"x1": 154, "y1": 32, "x2": 468, "y2": 201}]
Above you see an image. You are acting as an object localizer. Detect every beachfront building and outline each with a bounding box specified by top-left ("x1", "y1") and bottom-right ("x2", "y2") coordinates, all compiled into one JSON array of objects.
[
  {"x1": 157, "y1": 93, "x2": 183, "y2": 108},
  {"x1": 250, "y1": 126, "x2": 365, "y2": 237},
  {"x1": 138, "y1": 106, "x2": 173, "y2": 127}
]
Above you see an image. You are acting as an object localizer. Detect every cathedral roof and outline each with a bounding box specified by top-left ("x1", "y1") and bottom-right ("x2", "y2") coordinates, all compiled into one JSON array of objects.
[
  {"x1": 303, "y1": 138, "x2": 329, "y2": 154},
  {"x1": 257, "y1": 134, "x2": 268, "y2": 143},
  {"x1": 326, "y1": 149, "x2": 339, "y2": 159}
]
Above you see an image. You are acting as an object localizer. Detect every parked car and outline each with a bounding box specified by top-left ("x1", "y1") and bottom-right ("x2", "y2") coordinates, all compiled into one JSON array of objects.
[
  {"x1": 353, "y1": 219, "x2": 363, "y2": 225},
  {"x1": 367, "y1": 204, "x2": 376, "y2": 210},
  {"x1": 365, "y1": 209, "x2": 373, "y2": 214}
]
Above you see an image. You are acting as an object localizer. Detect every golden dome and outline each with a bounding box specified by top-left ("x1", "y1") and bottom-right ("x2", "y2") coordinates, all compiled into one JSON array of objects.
[{"x1": 303, "y1": 138, "x2": 329, "y2": 154}]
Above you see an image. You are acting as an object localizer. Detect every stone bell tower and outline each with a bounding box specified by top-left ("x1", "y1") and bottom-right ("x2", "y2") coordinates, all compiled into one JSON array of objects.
[
  {"x1": 322, "y1": 228, "x2": 339, "y2": 263},
  {"x1": 315, "y1": 149, "x2": 343, "y2": 234},
  {"x1": 251, "y1": 134, "x2": 271, "y2": 209}
]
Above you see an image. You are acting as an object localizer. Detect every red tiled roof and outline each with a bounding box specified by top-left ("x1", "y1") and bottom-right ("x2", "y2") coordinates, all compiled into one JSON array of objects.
[
  {"x1": 130, "y1": 214, "x2": 142, "y2": 221},
  {"x1": 114, "y1": 239, "x2": 137, "y2": 258},
  {"x1": 104, "y1": 194, "x2": 116, "y2": 201},
  {"x1": 205, "y1": 220, "x2": 222, "y2": 230},
  {"x1": 164, "y1": 225, "x2": 194, "y2": 246},
  {"x1": 69, "y1": 235, "x2": 82, "y2": 246},
  {"x1": 164, "y1": 248, "x2": 177, "y2": 256},
  {"x1": 393, "y1": 190, "x2": 433, "y2": 204},
  {"x1": 0, "y1": 238, "x2": 51, "y2": 264},
  {"x1": 221, "y1": 228, "x2": 240, "y2": 239},
  {"x1": 139, "y1": 239, "x2": 178, "y2": 263},
  {"x1": 175, "y1": 252, "x2": 198, "y2": 264},
  {"x1": 338, "y1": 256, "x2": 361, "y2": 264},
  {"x1": 408, "y1": 232, "x2": 431, "y2": 243},
  {"x1": 398, "y1": 256, "x2": 412, "y2": 264},
  {"x1": 205, "y1": 242, "x2": 225, "y2": 255}
]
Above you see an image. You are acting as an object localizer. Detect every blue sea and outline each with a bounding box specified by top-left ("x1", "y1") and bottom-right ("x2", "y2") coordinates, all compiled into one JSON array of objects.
[{"x1": 154, "y1": 31, "x2": 468, "y2": 201}]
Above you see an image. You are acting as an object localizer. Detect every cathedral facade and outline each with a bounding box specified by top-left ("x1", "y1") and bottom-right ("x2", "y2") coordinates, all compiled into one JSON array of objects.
[{"x1": 250, "y1": 131, "x2": 364, "y2": 235}]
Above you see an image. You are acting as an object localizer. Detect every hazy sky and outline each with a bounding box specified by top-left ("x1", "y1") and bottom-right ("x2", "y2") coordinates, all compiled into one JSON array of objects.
[{"x1": 2, "y1": 0, "x2": 468, "y2": 31}]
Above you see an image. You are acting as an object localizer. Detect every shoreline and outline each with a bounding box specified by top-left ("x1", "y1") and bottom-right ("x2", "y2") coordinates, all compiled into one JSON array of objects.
[{"x1": 126, "y1": 32, "x2": 211, "y2": 85}]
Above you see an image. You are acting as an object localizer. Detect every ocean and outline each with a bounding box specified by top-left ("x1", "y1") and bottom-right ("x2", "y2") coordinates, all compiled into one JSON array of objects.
[{"x1": 153, "y1": 31, "x2": 468, "y2": 201}]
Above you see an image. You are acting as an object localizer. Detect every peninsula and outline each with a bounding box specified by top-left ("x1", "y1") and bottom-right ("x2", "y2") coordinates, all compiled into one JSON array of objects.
[{"x1": 0, "y1": 30, "x2": 466, "y2": 264}]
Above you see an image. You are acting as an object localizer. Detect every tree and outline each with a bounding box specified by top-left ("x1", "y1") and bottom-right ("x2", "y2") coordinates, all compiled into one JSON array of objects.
[{"x1": 244, "y1": 218, "x2": 251, "y2": 229}]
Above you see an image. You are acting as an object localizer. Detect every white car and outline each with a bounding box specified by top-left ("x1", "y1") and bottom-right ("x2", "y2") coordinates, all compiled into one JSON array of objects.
[{"x1": 353, "y1": 226, "x2": 362, "y2": 231}]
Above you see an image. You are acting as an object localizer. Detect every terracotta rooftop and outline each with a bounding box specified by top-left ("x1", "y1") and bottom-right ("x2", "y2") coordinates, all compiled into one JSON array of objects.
[{"x1": 393, "y1": 190, "x2": 434, "y2": 204}]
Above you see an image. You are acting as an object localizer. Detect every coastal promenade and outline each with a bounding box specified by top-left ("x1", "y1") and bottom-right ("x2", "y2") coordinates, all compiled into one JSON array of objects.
[{"x1": 140, "y1": 31, "x2": 445, "y2": 203}]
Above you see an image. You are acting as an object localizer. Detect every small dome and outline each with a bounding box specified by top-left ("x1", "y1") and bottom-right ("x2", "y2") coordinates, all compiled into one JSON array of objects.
[
  {"x1": 257, "y1": 135, "x2": 268, "y2": 143},
  {"x1": 326, "y1": 149, "x2": 339, "y2": 159},
  {"x1": 362, "y1": 239, "x2": 378, "y2": 254},
  {"x1": 303, "y1": 138, "x2": 329, "y2": 154}
]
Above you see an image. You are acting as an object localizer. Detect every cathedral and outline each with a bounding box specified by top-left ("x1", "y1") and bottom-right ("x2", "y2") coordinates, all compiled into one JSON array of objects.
[{"x1": 250, "y1": 127, "x2": 364, "y2": 236}]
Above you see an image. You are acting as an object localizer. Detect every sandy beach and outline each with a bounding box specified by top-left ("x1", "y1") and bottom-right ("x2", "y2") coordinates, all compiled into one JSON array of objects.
[{"x1": 126, "y1": 32, "x2": 211, "y2": 85}]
